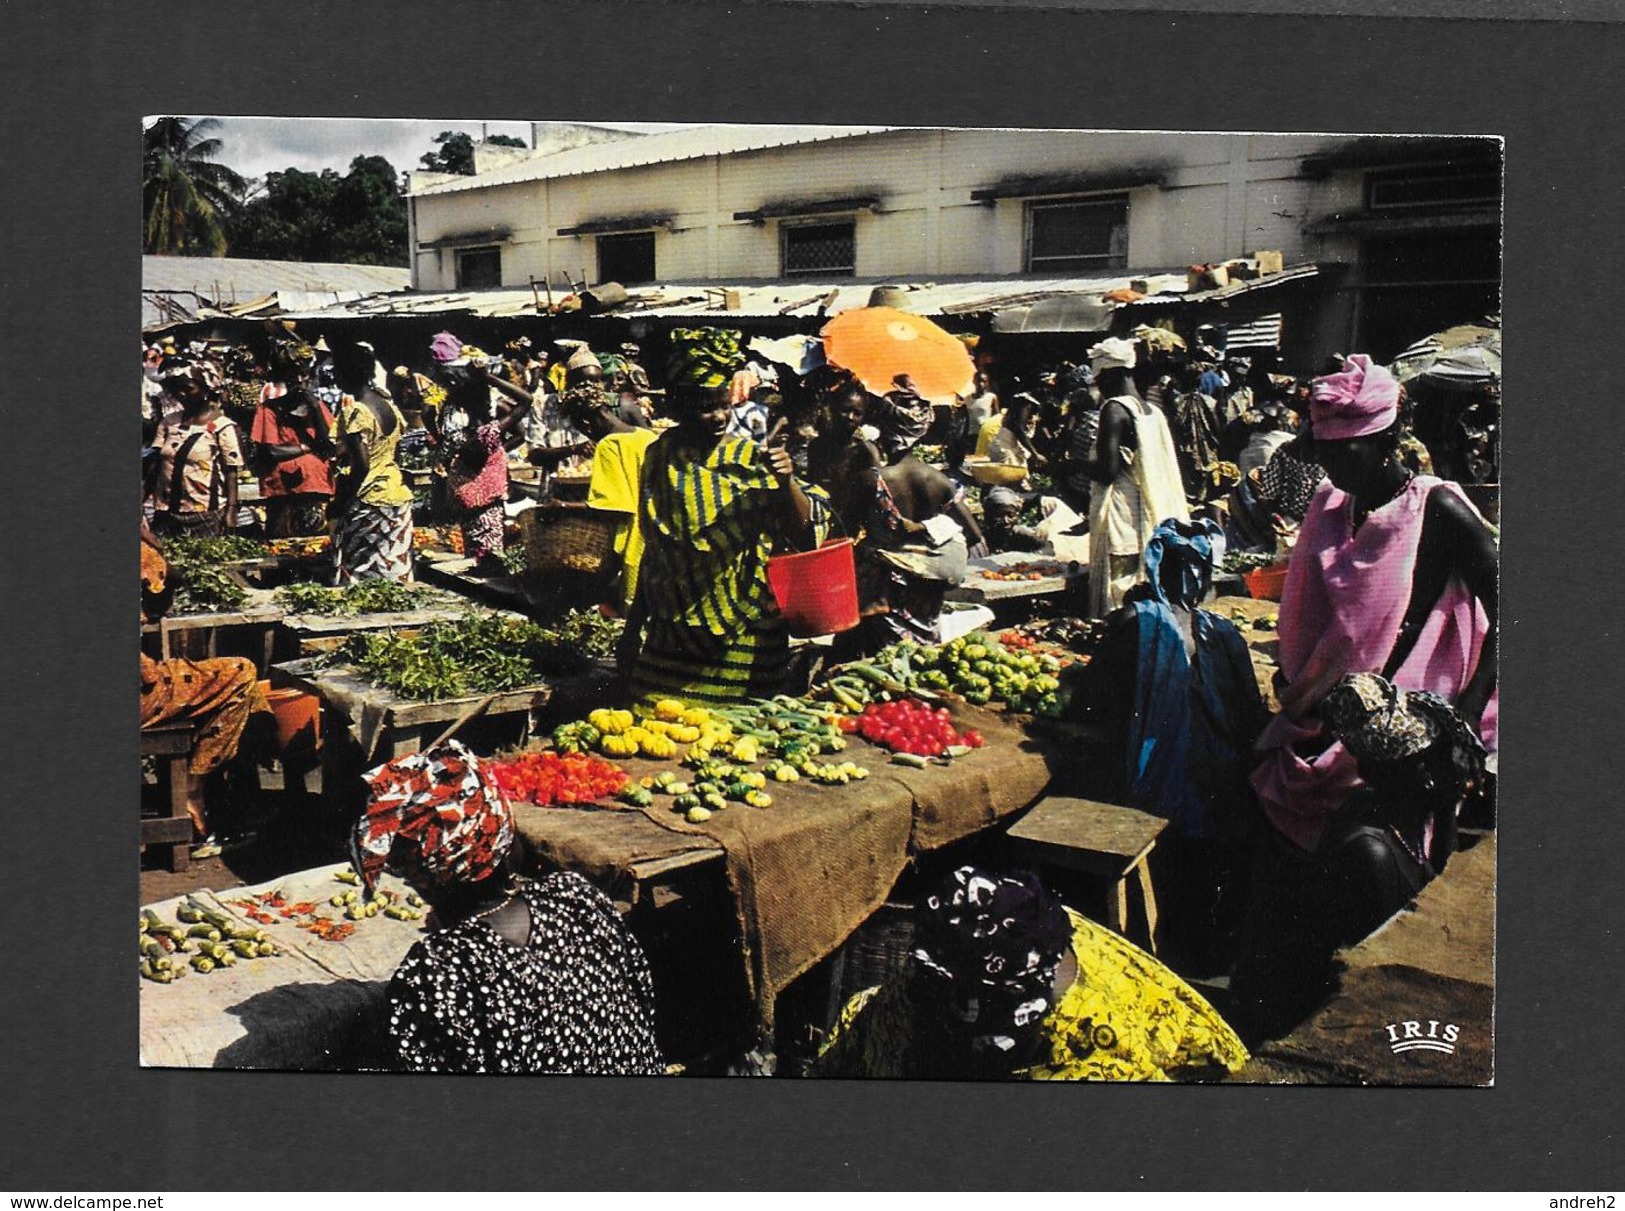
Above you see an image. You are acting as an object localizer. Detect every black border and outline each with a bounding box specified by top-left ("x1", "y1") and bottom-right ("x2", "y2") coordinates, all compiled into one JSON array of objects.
[{"x1": 3, "y1": 0, "x2": 1621, "y2": 1191}]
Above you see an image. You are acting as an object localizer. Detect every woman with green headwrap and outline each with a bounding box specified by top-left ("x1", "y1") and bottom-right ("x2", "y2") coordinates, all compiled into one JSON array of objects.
[{"x1": 620, "y1": 328, "x2": 829, "y2": 708}]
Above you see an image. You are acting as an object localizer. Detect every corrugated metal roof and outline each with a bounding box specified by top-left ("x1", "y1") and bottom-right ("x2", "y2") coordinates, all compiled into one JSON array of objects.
[
  {"x1": 142, "y1": 256, "x2": 411, "y2": 300},
  {"x1": 266, "y1": 264, "x2": 1321, "y2": 330},
  {"x1": 409, "y1": 124, "x2": 894, "y2": 197}
]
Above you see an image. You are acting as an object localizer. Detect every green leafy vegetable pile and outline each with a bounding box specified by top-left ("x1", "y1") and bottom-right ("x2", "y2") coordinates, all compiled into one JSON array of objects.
[
  {"x1": 164, "y1": 535, "x2": 267, "y2": 614},
  {"x1": 318, "y1": 609, "x2": 624, "y2": 700},
  {"x1": 277, "y1": 581, "x2": 434, "y2": 616}
]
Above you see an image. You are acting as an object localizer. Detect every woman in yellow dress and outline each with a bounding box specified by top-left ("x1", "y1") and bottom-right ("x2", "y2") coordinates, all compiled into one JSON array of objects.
[{"x1": 813, "y1": 865, "x2": 1248, "y2": 1081}]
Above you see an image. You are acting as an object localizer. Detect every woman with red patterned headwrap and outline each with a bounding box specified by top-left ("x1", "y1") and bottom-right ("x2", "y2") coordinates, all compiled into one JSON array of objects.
[{"x1": 351, "y1": 741, "x2": 664, "y2": 1075}]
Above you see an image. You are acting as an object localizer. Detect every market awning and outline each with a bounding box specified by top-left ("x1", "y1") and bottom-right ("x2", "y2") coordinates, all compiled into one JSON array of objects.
[
  {"x1": 1303, "y1": 209, "x2": 1499, "y2": 237},
  {"x1": 991, "y1": 294, "x2": 1117, "y2": 334},
  {"x1": 733, "y1": 195, "x2": 883, "y2": 223},
  {"x1": 416, "y1": 227, "x2": 514, "y2": 251},
  {"x1": 556, "y1": 213, "x2": 675, "y2": 238},
  {"x1": 969, "y1": 166, "x2": 1169, "y2": 204}
]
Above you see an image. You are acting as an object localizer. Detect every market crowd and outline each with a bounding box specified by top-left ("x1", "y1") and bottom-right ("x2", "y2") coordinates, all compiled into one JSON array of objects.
[{"x1": 140, "y1": 315, "x2": 1498, "y2": 1074}]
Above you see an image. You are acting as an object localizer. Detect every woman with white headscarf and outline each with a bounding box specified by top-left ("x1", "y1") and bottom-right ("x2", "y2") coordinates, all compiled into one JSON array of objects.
[{"x1": 1082, "y1": 336, "x2": 1189, "y2": 617}]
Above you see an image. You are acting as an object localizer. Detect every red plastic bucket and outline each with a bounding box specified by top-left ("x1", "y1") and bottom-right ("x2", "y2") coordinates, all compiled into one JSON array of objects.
[
  {"x1": 766, "y1": 538, "x2": 860, "y2": 637},
  {"x1": 258, "y1": 681, "x2": 322, "y2": 754}
]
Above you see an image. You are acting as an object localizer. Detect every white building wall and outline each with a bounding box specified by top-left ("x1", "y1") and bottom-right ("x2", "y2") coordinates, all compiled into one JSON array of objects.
[{"x1": 408, "y1": 129, "x2": 1373, "y2": 289}]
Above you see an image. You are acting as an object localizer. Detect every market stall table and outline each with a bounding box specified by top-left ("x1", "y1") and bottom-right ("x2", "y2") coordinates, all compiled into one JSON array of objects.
[
  {"x1": 143, "y1": 590, "x2": 285, "y2": 675},
  {"x1": 947, "y1": 552, "x2": 1085, "y2": 609},
  {"x1": 277, "y1": 588, "x2": 529, "y2": 658},
  {"x1": 139, "y1": 866, "x2": 428, "y2": 1069},
  {"x1": 513, "y1": 699, "x2": 1055, "y2": 1028},
  {"x1": 415, "y1": 552, "x2": 533, "y2": 616},
  {"x1": 268, "y1": 657, "x2": 555, "y2": 819}
]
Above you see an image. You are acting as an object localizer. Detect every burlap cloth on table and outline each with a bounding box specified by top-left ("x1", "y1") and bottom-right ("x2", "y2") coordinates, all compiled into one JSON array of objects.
[{"x1": 635, "y1": 702, "x2": 1053, "y2": 1026}]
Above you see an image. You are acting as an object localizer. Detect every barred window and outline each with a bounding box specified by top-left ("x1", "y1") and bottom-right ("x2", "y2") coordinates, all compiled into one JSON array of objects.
[
  {"x1": 782, "y1": 220, "x2": 856, "y2": 277},
  {"x1": 1025, "y1": 196, "x2": 1129, "y2": 273}
]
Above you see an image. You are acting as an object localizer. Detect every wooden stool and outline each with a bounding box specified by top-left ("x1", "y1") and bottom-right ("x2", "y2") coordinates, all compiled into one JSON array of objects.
[
  {"x1": 1006, "y1": 796, "x2": 1167, "y2": 954},
  {"x1": 140, "y1": 722, "x2": 196, "y2": 872}
]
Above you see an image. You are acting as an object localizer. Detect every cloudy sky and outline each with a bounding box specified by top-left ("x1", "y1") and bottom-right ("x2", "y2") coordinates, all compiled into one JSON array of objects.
[{"x1": 165, "y1": 116, "x2": 691, "y2": 182}]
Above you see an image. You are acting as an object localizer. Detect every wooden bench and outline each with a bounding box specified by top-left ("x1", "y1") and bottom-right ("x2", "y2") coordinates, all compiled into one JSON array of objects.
[
  {"x1": 140, "y1": 722, "x2": 196, "y2": 872},
  {"x1": 1006, "y1": 796, "x2": 1167, "y2": 954}
]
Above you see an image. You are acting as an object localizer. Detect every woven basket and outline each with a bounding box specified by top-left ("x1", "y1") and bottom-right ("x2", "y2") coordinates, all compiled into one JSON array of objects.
[
  {"x1": 520, "y1": 502, "x2": 619, "y2": 577},
  {"x1": 837, "y1": 902, "x2": 918, "y2": 1006}
]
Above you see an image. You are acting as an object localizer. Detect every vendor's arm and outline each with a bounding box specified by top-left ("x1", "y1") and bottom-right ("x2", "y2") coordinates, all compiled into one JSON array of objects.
[
  {"x1": 1389, "y1": 488, "x2": 1498, "y2": 731},
  {"x1": 484, "y1": 370, "x2": 533, "y2": 408},
  {"x1": 764, "y1": 442, "x2": 816, "y2": 542},
  {"x1": 1083, "y1": 399, "x2": 1133, "y2": 485},
  {"x1": 947, "y1": 497, "x2": 985, "y2": 551},
  {"x1": 333, "y1": 432, "x2": 367, "y2": 512}
]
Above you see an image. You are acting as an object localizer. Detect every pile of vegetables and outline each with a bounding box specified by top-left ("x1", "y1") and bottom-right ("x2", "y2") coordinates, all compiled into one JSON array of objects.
[
  {"x1": 1228, "y1": 606, "x2": 1279, "y2": 632},
  {"x1": 163, "y1": 535, "x2": 267, "y2": 614},
  {"x1": 263, "y1": 535, "x2": 330, "y2": 558},
  {"x1": 818, "y1": 636, "x2": 1067, "y2": 716},
  {"x1": 319, "y1": 609, "x2": 624, "y2": 701},
  {"x1": 979, "y1": 560, "x2": 1067, "y2": 582},
  {"x1": 138, "y1": 900, "x2": 282, "y2": 983},
  {"x1": 1221, "y1": 550, "x2": 1278, "y2": 574},
  {"x1": 849, "y1": 698, "x2": 983, "y2": 763},
  {"x1": 489, "y1": 750, "x2": 629, "y2": 807},
  {"x1": 277, "y1": 580, "x2": 434, "y2": 617}
]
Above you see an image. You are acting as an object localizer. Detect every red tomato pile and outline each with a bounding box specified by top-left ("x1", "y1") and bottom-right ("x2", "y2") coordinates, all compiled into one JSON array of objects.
[
  {"x1": 489, "y1": 751, "x2": 628, "y2": 807},
  {"x1": 999, "y1": 630, "x2": 1041, "y2": 652},
  {"x1": 853, "y1": 698, "x2": 984, "y2": 757}
]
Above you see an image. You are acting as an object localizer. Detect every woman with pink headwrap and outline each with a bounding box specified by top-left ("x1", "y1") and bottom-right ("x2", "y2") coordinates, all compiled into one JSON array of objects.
[
  {"x1": 1232, "y1": 354, "x2": 1497, "y2": 1037},
  {"x1": 352, "y1": 740, "x2": 664, "y2": 1074}
]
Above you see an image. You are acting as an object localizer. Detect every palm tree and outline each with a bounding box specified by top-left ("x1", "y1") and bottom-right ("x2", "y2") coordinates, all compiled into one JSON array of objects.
[{"x1": 143, "y1": 117, "x2": 247, "y2": 256}]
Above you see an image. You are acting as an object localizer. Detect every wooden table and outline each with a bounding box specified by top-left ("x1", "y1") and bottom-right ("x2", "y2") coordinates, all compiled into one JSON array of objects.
[
  {"x1": 1005, "y1": 796, "x2": 1167, "y2": 953},
  {"x1": 144, "y1": 596, "x2": 286, "y2": 674},
  {"x1": 277, "y1": 589, "x2": 528, "y2": 658},
  {"x1": 415, "y1": 553, "x2": 534, "y2": 616},
  {"x1": 948, "y1": 553, "x2": 1085, "y2": 606},
  {"x1": 513, "y1": 702, "x2": 1056, "y2": 1032}
]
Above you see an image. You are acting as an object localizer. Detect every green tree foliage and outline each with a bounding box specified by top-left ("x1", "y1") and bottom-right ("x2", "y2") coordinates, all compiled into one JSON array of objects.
[
  {"x1": 228, "y1": 156, "x2": 407, "y2": 265},
  {"x1": 419, "y1": 130, "x2": 527, "y2": 176},
  {"x1": 143, "y1": 117, "x2": 248, "y2": 256}
]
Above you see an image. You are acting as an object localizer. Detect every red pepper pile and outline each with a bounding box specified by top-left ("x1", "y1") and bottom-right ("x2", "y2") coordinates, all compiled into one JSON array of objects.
[
  {"x1": 854, "y1": 698, "x2": 984, "y2": 757},
  {"x1": 489, "y1": 750, "x2": 629, "y2": 807}
]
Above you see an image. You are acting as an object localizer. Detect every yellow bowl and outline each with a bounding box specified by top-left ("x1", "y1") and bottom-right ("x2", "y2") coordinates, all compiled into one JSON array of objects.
[{"x1": 966, "y1": 459, "x2": 1028, "y2": 486}]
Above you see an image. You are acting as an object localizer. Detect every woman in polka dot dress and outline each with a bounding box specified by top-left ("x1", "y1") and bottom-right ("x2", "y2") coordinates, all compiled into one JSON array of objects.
[{"x1": 351, "y1": 741, "x2": 665, "y2": 1075}]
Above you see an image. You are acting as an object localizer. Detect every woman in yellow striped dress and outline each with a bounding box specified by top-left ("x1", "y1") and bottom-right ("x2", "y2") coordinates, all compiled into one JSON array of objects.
[{"x1": 624, "y1": 328, "x2": 827, "y2": 709}]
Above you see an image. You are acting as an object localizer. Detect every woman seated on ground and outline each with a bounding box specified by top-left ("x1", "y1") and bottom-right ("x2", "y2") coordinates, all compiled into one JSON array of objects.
[
  {"x1": 141, "y1": 527, "x2": 272, "y2": 853},
  {"x1": 621, "y1": 327, "x2": 829, "y2": 709},
  {"x1": 352, "y1": 740, "x2": 665, "y2": 1075},
  {"x1": 330, "y1": 342, "x2": 416, "y2": 584},
  {"x1": 811, "y1": 865, "x2": 1248, "y2": 1081},
  {"x1": 1227, "y1": 674, "x2": 1486, "y2": 1044}
]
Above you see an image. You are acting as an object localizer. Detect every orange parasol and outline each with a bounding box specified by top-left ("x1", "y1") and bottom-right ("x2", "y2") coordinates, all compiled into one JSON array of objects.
[{"x1": 820, "y1": 307, "x2": 976, "y2": 404}]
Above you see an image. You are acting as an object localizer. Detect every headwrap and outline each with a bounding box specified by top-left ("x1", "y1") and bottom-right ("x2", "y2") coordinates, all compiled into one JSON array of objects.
[
  {"x1": 349, "y1": 740, "x2": 515, "y2": 899},
  {"x1": 982, "y1": 486, "x2": 1024, "y2": 514},
  {"x1": 666, "y1": 327, "x2": 745, "y2": 389},
  {"x1": 159, "y1": 354, "x2": 223, "y2": 397},
  {"x1": 1088, "y1": 336, "x2": 1138, "y2": 373},
  {"x1": 911, "y1": 866, "x2": 1073, "y2": 1059},
  {"x1": 565, "y1": 345, "x2": 601, "y2": 374},
  {"x1": 1141, "y1": 516, "x2": 1224, "y2": 609},
  {"x1": 1310, "y1": 353, "x2": 1401, "y2": 441},
  {"x1": 1321, "y1": 673, "x2": 1486, "y2": 768},
  {"x1": 429, "y1": 331, "x2": 465, "y2": 365}
]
